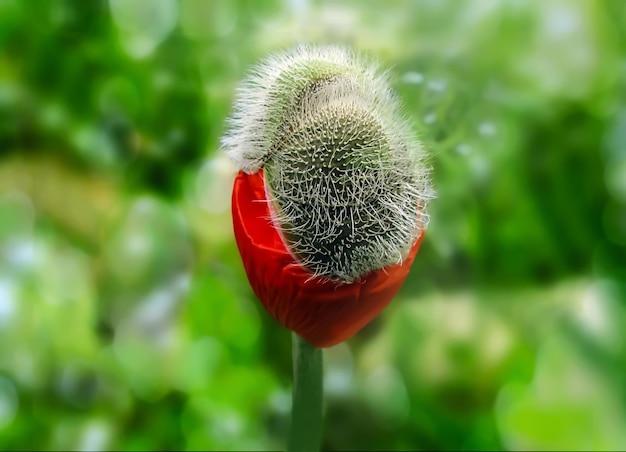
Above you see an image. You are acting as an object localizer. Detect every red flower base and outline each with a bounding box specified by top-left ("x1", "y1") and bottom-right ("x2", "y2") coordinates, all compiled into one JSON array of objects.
[{"x1": 232, "y1": 170, "x2": 424, "y2": 348}]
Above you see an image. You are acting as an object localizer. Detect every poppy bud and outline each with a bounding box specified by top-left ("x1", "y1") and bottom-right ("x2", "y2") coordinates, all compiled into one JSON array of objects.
[{"x1": 222, "y1": 45, "x2": 431, "y2": 348}]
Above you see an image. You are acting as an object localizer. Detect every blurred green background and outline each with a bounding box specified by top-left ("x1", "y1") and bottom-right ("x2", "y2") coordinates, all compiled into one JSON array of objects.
[{"x1": 1, "y1": 0, "x2": 625, "y2": 450}]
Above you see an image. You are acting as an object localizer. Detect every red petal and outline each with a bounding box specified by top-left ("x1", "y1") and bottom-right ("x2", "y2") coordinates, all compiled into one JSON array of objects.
[{"x1": 232, "y1": 170, "x2": 424, "y2": 348}]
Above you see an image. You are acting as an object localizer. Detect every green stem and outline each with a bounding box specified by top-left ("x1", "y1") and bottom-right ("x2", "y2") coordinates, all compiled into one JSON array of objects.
[{"x1": 288, "y1": 333, "x2": 323, "y2": 452}]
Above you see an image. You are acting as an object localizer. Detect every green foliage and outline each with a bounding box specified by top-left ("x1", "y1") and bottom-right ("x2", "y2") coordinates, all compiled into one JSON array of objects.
[{"x1": 0, "y1": 0, "x2": 625, "y2": 450}]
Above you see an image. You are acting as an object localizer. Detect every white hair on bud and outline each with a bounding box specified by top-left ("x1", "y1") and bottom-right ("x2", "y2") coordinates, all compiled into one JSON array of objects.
[{"x1": 222, "y1": 45, "x2": 433, "y2": 283}]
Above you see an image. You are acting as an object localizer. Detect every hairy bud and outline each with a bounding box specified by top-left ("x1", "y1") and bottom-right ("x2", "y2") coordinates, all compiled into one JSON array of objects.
[{"x1": 223, "y1": 45, "x2": 431, "y2": 283}]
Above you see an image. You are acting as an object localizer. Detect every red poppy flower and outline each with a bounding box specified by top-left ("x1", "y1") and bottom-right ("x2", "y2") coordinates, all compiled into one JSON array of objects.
[
  {"x1": 232, "y1": 168, "x2": 424, "y2": 348},
  {"x1": 222, "y1": 46, "x2": 431, "y2": 348}
]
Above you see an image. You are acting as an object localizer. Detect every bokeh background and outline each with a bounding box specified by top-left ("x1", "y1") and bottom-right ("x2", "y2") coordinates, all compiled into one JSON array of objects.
[{"x1": 1, "y1": 0, "x2": 625, "y2": 450}]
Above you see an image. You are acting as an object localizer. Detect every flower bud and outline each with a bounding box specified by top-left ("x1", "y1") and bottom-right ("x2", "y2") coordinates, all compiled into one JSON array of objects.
[{"x1": 222, "y1": 45, "x2": 431, "y2": 347}]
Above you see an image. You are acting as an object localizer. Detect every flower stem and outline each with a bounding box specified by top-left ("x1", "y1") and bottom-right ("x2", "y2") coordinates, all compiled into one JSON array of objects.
[{"x1": 288, "y1": 333, "x2": 323, "y2": 452}]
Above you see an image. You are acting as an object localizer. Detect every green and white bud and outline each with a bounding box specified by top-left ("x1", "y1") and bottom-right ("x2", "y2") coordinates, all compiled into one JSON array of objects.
[{"x1": 222, "y1": 45, "x2": 432, "y2": 283}]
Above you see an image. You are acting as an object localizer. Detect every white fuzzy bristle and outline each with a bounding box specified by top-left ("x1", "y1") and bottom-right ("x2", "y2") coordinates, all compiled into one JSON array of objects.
[{"x1": 222, "y1": 45, "x2": 432, "y2": 283}]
